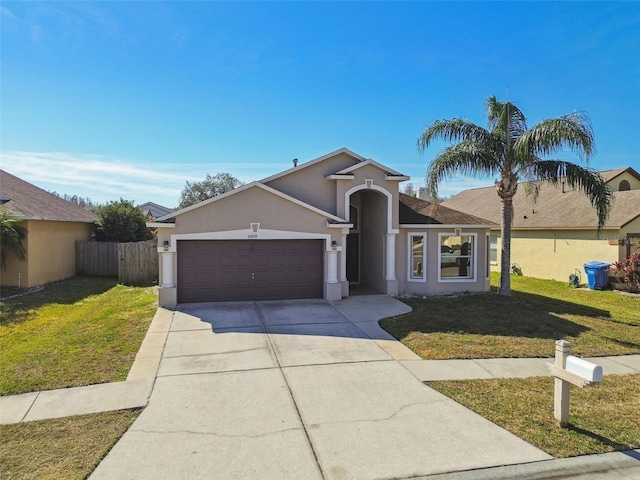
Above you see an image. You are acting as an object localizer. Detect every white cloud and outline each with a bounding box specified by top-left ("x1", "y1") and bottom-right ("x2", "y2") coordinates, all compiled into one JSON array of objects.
[
  {"x1": 1, "y1": 151, "x2": 190, "y2": 207},
  {"x1": 0, "y1": 151, "x2": 291, "y2": 208}
]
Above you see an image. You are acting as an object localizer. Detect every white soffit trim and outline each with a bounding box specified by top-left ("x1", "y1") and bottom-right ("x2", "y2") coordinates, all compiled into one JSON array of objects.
[
  {"x1": 327, "y1": 222, "x2": 354, "y2": 228},
  {"x1": 147, "y1": 222, "x2": 175, "y2": 228},
  {"x1": 385, "y1": 175, "x2": 411, "y2": 181},
  {"x1": 326, "y1": 174, "x2": 355, "y2": 180},
  {"x1": 258, "y1": 147, "x2": 367, "y2": 184}
]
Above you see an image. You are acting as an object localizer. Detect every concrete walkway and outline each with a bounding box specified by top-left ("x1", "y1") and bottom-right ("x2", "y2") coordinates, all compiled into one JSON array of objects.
[{"x1": 1, "y1": 296, "x2": 639, "y2": 480}]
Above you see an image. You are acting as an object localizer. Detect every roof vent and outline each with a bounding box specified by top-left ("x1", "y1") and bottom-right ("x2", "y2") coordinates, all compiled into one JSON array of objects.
[{"x1": 293, "y1": 158, "x2": 298, "y2": 167}]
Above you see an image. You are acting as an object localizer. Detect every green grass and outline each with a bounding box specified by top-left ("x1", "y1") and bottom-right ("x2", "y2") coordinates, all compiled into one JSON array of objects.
[
  {"x1": 380, "y1": 273, "x2": 640, "y2": 359},
  {"x1": 0, "y1": 277, "x2": 157, "y2": 395},
  {"x1": 429, "y1": 374, "x2": 640, "y2": 458},
  {"x1": 0, "y1": 409, "x2": 141, "y2": 480}
]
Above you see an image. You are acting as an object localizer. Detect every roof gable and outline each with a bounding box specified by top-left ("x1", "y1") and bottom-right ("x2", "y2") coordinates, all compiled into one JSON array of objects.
[
  {"x1": 156, "y1": 181, "x2": 346, "y2": 223},
  {"x1": 0, "y1": 170, "x2": 97, "y2": 223},
  {"x1": 601, "y1": 167, "x2": 640, "y2": 184},
  {"x1": 259, "y1": 147, "x2": 367, "y2": 184},
  {"x1": 332, "y1": 159, "x2": 406, "y2": 177}
]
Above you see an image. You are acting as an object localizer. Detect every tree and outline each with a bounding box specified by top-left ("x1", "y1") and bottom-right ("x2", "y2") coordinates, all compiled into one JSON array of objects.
[
  {"x1": 403, "y1": 183, "x2": 416, "y2": 196},
  {"x1": 178, "y1": 173, "x2": 243, "y2": 209},
  {"x1": 417, "y1": 95, "x2": 613, "y2": 296},
  {"x1": 0, "y1": 210, "x2": 27, "y2": 270},
  {"x1": 95, "y1": 199, "x2": 153, "y2": 243}
]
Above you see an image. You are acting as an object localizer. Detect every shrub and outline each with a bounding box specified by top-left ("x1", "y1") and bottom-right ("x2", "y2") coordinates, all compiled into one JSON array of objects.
[{"x1": 611, "y1": 253, "x2": 640, "y2": 290}]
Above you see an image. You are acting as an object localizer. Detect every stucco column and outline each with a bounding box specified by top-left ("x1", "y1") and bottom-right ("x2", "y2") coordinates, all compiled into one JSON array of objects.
[
  {"x1": 327, "y1": 249, "x2": 339, "y2": 284},
  {"x1": 339, "y1": 234, "x2": 347, "y2": 282},
  {"x1": 385, "y1": 233, "x2": 397, "y2": 281},
  {"x1": 161, "y1": 252, "x2": 175, "y2": 288}
]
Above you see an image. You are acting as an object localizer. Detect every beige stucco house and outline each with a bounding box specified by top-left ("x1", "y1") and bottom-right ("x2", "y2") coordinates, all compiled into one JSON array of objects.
[
  {"x1": 150, "y1": 148, "x2": 495, "y2": 307},
  {"x1": 0, "y1": 170, "x2": 97, "y2": 288},
  {"x1": 443, "y1": 167, "x2": 640, "y2": 282}
]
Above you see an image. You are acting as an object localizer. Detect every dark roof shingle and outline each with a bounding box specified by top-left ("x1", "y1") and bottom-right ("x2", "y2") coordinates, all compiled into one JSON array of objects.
[
  {"x1": 399, "y1": 193, "x2": 495, "y2": 226},
  {"x1": 0, "y1": 170, "x2": 97, "y2": 223}
]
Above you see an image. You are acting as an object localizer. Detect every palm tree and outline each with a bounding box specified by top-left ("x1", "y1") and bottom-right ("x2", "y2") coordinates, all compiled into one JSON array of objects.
[
  {"x1": 417, "y1": 95, "x2": 613, "y2": 296},
  {"x1": 0, "y1": 210, "x2": 27, "y2": 270}
]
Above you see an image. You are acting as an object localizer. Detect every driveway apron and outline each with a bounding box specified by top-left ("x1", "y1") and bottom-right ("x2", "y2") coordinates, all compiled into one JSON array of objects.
[{"x1": 90, "y1": 298, "x2": 550, "y2": 480}]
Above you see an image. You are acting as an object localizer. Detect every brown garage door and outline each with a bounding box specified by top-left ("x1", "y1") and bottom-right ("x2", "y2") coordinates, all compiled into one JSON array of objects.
[{"x1": 177, "y1": 239, "x2": 324, "y2": 303}]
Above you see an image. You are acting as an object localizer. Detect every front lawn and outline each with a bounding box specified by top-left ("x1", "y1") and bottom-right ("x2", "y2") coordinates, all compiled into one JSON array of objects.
[
  {"x1": 381, "y1": 273, "x2": 640, "y2": 359},
  {"x1": 429, "y1": 374, "x2": 640, "y2": 458},
  {"x1": 0, "y1": 277, "x2": 157, "y2": 395},
  {"x1": 0, "y1": 409, "x2": 141, "y2": 480}
]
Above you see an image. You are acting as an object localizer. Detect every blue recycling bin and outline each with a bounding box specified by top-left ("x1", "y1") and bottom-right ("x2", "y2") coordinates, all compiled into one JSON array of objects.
[{"x1": 583, "y1": 261, "x2": 610, "y2": 290}]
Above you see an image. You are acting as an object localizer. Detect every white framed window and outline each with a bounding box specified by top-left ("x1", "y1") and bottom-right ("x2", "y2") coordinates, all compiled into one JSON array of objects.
[
  {"x1": 438, "y1": 233, "x2": 476, "y2": 282},
  {"x1": 489, "y1": 234, "x2": 498, "y2": 265},
  {"x1": 407, "y1": 232, "x2": 427, "y2": 282}
]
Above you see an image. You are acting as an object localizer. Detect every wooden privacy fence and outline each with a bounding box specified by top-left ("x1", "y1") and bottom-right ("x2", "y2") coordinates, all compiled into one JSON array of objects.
[
  {"x1": 76, "y1": 240, "x2": 158, "y2": 286},
  {"x1": 117, "y1": 240, "x2": 158, "y2": 285},
  {"x1": 76, "y1": 241, "x2": 118, "y2": 277}
]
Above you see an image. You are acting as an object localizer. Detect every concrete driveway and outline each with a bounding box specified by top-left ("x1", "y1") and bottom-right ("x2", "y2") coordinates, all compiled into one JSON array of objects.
[{"x1": 91, "y1": 297, "x2": 551, "y2": 480}]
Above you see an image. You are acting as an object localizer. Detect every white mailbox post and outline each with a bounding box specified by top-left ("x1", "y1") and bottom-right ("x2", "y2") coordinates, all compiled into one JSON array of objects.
[{"x1": 546, "y1": 340, "x2": 603, "y2": 427}]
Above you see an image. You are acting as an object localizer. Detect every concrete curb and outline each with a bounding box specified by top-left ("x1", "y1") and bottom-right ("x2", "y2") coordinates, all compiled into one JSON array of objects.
[{"x1": 415, "y1": 449, "x2": 640, "y2": 480}]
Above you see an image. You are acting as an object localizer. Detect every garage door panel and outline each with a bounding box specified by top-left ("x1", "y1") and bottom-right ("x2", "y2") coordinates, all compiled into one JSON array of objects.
[{"x1": 177, "y1": 240, "x2": 324, "y2": 303}]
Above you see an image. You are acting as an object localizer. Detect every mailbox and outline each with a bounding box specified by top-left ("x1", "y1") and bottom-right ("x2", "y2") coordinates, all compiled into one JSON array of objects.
[{"x1": 565, "y1": 355, "x2": 603, "y2": 383}]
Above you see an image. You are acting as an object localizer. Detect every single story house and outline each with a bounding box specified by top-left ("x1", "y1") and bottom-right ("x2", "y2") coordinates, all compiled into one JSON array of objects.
[
  {"x1": 0, "y1": 170, "x2": 97, "y2": 287},
  {"x1": 149, "y1": 148, "x2": 495, "y2": 307},
  {"x1": 442, "y1": 167, "x2": 640, "y2": 282}
]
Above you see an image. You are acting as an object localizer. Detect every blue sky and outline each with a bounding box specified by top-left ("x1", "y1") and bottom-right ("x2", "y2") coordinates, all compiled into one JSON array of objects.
[{"x1": 2, "y1": 1, "x2": 639, "y2": 208}]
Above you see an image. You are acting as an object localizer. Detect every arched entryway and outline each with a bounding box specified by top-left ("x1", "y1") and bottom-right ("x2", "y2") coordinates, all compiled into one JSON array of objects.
[{"x1": 345, "y1": 184, "x2": 397, "y2": 295}]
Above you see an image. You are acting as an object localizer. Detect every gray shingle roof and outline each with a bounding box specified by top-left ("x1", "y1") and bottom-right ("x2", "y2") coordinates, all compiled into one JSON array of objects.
[
  {"x1": 0, "y1": 170, "x2": 97, "y2": 223},
  {"x1": 443, "y1": 175, "x2": 640, "y2": 230},
  {"x1": 399, "y1": 193, "x2": 495, "y2": 226}
]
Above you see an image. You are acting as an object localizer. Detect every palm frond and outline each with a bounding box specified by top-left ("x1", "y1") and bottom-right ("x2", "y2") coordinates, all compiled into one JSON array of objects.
[
  {"x1": 485, "y1": 95, "x2": 528, "y2": 141},
  {"x1": 515, "y1": 111, "x2": 595, "y2": 161},
  {"x1": 426, "y1": 142, "x2": 501, "y2": 200},
  {"x1": 522, "y1": 181, "x2": 541, "y2": 205},
  {"x1": 417, "y1": 119, "x2": 495, "y2": 153},
  {"x1": 528, "y1": 160, "x2": 613, "y2": 230},
  {"x1": 0, "y1": 210, "x2": 27, "y2": 270}
]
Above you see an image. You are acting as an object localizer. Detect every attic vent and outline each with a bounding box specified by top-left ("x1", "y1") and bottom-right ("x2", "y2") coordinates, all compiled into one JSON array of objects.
[{"x1": 619, "y1": 180, "x2": 630, "y2": 191}]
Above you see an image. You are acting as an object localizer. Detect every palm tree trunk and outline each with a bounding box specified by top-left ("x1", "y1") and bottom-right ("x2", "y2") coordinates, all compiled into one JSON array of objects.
[{"x1": 499, "y1": 196, "x2": 513, "y2": 295}]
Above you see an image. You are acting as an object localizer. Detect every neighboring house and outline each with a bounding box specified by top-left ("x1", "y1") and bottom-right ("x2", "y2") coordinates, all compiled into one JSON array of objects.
[
  {"x1": 443, "y1": 167, "x2": 640, "y2": 282},
  {"x1": 138, "y1": 202, "x2": 174, "y2": 220},
  {"x1": 0, "y1": 170, "x2": 97, "y2": 287},
  {"x1": 149, "y1": 148, "x2": 495, "y2": 307}
]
